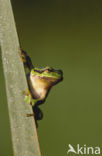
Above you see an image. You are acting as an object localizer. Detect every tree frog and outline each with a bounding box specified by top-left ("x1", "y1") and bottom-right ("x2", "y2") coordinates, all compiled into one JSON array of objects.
[{"x1": 19, "y1": 49, "x2": 63, "y2": 116}]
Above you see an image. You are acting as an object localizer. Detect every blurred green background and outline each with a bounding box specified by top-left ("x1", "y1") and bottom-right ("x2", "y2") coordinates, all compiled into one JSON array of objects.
[{"x1": 0, "y1": 0, "x2": 102, "y2": 155}]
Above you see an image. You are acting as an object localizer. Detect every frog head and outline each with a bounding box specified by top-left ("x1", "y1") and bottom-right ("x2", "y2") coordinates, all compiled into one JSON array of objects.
[
  {"x1": 28, "y1": 67, "x2": 63, "y2": 100},
  {"x1": 31, "y1": 67, "x2": 63, "y2": 84}
]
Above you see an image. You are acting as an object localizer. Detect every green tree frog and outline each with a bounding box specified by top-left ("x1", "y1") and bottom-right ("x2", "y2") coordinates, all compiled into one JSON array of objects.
[{"x1": 19, "y1": 49, "x2": 63, "y2": 115}]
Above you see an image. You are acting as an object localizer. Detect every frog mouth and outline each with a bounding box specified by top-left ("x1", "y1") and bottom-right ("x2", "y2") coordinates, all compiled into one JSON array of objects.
[{"x1": 41, "y1": 76, "x2": 63, "y2": 81}]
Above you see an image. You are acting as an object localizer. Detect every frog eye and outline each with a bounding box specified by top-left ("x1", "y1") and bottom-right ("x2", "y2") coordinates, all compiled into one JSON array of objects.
[
  {"x1": 45, "y1": 69, "x2": 50, "y2": 73},
  {"x1": 45, "y1": 68, "x2": 53, "y2": 73}
]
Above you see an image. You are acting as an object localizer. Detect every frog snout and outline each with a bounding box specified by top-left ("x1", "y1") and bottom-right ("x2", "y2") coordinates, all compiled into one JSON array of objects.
[
  {"x1": 58, "y1": 70, "x2": 63, "y2": 80},
  {"x1": 58, "y1": 70, "x2": 63, "y2": 75}
]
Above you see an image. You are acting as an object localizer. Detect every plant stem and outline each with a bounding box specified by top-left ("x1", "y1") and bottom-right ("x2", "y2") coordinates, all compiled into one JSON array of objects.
[{"x1": 0, "y1": 0, "x2": 41, "y2": 155}]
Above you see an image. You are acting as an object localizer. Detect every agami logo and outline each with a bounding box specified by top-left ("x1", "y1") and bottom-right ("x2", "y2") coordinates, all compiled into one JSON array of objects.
[{"x1": 67, "y1": 144, "x2": 101, "y2": 155}]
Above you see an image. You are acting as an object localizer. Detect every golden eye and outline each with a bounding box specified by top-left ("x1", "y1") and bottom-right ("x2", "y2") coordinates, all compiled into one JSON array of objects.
[{"x1": 46, "y1": 69, "x2": 50, "y2": 73}]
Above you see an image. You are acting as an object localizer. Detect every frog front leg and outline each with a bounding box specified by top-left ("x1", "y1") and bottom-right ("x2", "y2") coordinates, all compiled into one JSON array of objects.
[
  {"x1": 18, "y1": 48, "x2": 34, "y2": 71},
  {"x1": 23, "y1": 89, "x2": 35, "y2": 117},
  {"x1": 23, "y1": 88, "x2": 37, "y2": 106}
]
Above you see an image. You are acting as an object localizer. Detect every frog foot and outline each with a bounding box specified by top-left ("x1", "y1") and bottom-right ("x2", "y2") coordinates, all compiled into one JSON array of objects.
[
  {"x1": 26, "y1": 113, "x2": 34, "y2": 117},
  {"x1": 18, "y1": 47, "x2": 27, "y2": 64},
  {"x1": 22, "y1": 88, "x2": 32, "y2": 97},
  {"x1": 18, "y1": 47, "x2": 34, "y2": 70},
  {"x1": 23, "y1": 88, "x2": 37, "y2": 106}
]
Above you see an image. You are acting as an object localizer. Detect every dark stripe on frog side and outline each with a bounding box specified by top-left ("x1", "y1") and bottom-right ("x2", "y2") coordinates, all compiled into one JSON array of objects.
[
  {"x1": 34, "y1": 69, "x2": 44, "y2": 73},
  {"x1": 32, "y1": 74, "x2": 63, "y2": 83},
  {"x1": 31, "y1": 74, "x2": 61, "y2": 84},
  {"x1": 34, "y1": 68, "x2": 54, "y2": 73}
]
